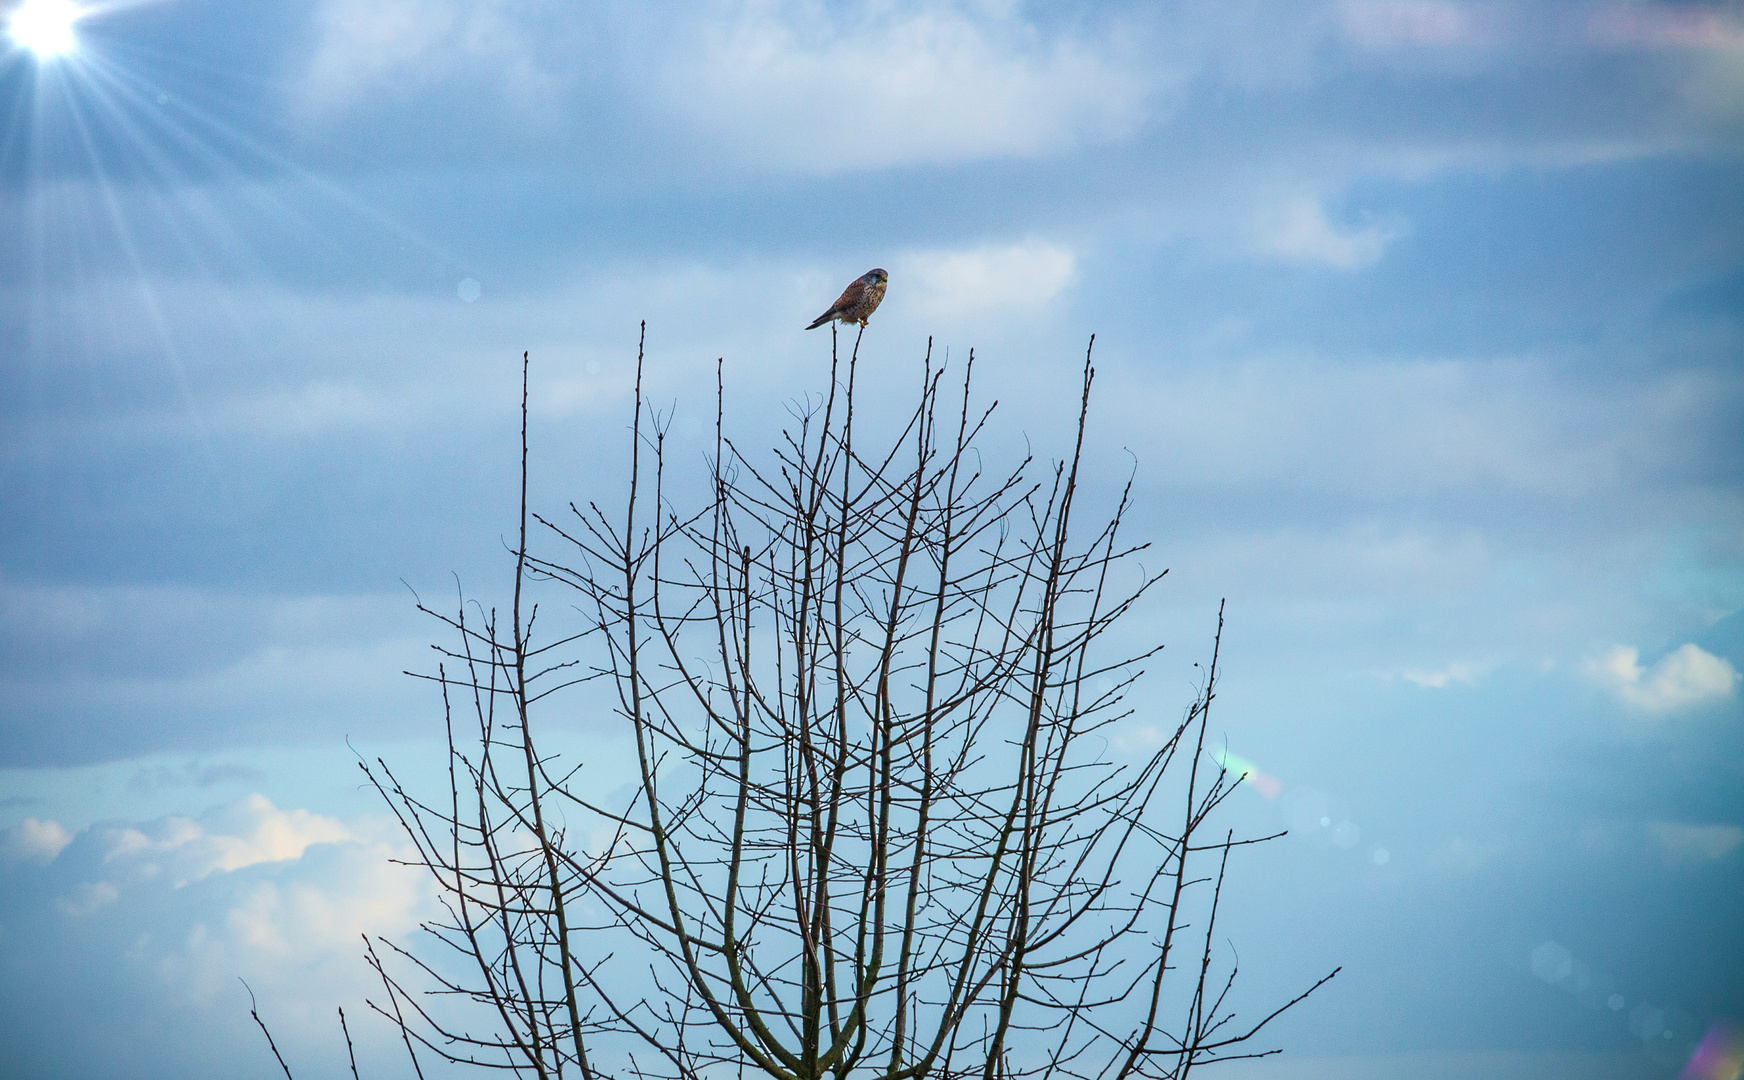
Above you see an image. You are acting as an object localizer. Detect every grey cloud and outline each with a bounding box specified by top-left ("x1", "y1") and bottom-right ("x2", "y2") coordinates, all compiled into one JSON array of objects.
[
  {"x1": 0, "y1": 582, "x2": 435, "y2": 765},
  {"x1": 15, "y1": 0, "x2": 1728, "y2": 187},
  {"x1": 126, "y1": 760, "x2": 267, "y2": 794},
  {"x1": 1096, "y1": 353, "x2": 1744, "y2": 507},
  {"x1": 0, "y1": 581, "x2": 414, "y2": 679}
]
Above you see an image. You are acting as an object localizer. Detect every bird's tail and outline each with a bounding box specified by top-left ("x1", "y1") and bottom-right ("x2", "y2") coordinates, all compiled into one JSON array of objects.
[{"x1": 805, "y1": 313, "x2": 832, "y2": 330}]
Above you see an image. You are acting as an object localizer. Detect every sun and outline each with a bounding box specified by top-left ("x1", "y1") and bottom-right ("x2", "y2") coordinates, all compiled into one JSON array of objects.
[{"x1": 9, "y1": 0, "x2": 84, "y2": 58}]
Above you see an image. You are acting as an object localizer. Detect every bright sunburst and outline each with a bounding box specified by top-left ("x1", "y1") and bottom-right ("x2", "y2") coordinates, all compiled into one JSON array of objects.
[{"x1": 9, "y1": 0, "x2": 83, "y2": 58}]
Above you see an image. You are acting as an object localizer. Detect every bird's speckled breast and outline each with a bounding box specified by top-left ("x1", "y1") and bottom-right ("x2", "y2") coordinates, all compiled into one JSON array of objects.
[{"x1": 850, "y1": 278, "x2": 887, "y2": 320}]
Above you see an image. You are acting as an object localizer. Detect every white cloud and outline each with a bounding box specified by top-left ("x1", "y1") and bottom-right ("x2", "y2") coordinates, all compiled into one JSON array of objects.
[
  {"x1": 1250, "y1": 194, "x2": 1405, "y2": 269},
  {"x1": 298, "y1": 0, "x2": 556, "y2": 115},
  {"x1": 1648, "y1": 821, "x2": 1744, "y2": 864},
  {"x1": 1, "y1": 817, "x2": 74, "y2": 863},
  {"x1": 1339, "y1": 1, "x2": 1481, "y2": 48},
  {"x1": 1109, "y1": 722, "x2": 1172, "y2": 756},
  {"x1": 218, "y1": 848, "x2": 426, "y2": 959},
  {"x1": 1588, "y1": 643, "x2": 1740, "y2": 712},
  {"x1": 212, "y1": 382, "x2": 405, "y2": 436},
  {"x1": 2, "y1": 794, "x2": 432, "y2": 1069},
  {"x1": 897, "y1": 239, "x2": 1077, "y2": 319},
  {"x1": 74, "y1": 794, "x2": 353, "y2": 890},
  {"x1": 305, "y1": 0, "x2": 457, "y2": 100},
  {"x1": 1398, "y1": 659, "x2": 1488, "y2": 688},
  {"x1": 56, "y1": 880, "x2": 120, "y2": 917},
  {"x1": 659, "y1": 2, "x2": 1157, "y2": 171}
]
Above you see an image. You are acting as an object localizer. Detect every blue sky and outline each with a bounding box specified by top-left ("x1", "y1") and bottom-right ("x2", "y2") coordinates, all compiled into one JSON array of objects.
[{"x1": 1, "y1": 1, "x2": 1741, "y2": 1077}]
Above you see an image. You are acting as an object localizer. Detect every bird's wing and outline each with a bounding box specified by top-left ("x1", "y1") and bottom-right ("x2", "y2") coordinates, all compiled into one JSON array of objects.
[
  {"x1": 806, "y1": 278, "x2": 869, "y2": 329},
  {"x1": 830, "y1": 278, "x2": 869, "y2": 313}
]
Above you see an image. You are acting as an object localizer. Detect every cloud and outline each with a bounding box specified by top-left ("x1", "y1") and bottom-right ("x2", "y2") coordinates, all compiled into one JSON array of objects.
[
  {"x1": 897, "y1": 239, "x2": 1077, "y2": 318},
  {"x1": 56, "y1": 880, "x2": 120, "y2": 917},
  {"x1": 65, "y1": 794, "x2": 353, "y2": 891},
  {"x1": 303, "y1": 0, "x2": 460, "y2": 103},
  {"x1": 0, "y1": 579, "x2": 431, "y2": 765},
  {"x1": 1100, "y1": 353, "x2": 1743, "y2": 510},
  {"x1": 298, "y1": 0, "x2": 559, "y2": 115},
  {"x1": 1648, "y1": 821, "x2": 1744, "y2": 864},
  {"x1": 128, "y1": 762, "x2": 269, "y2": 796},
  {"x1": 209, "y1": 381, "x2": 407, "y2": 436},
  {"x1": 81, "y1": 0, "x2": 1733, "y2": 195},
  {"x1": 1588, "y1": 643, "x2": 1740, "y2": 712},
  {"x1": 1586, "y1": 5, "x2": 1744, "y2": 51},
  {"x1": 1, "y1": 818, "x2": 74, "y2": 864},
  {"x1": 658, "y1": 2, "x2": 1157, "y2": 171},
  {"x1": 0, "y1": 794, "x2": 430, "y2": 1073},
  {"x1": 1249, "y1": 194, "x2": 1405, "y2": 269},
  {"x1": 0, "y1": 581, "x2": 413, "y2": 681},
  {"x1": 1110, "y1": 722, "x2": 1174, "y2": 756},
  {"x1": 1428, "y1": 834, "x2": 1510, "y2": 872},
  {"x1": 1338, "y1": 2, "x2": 1744, "y2": 56},
  {"x1": 16, "y1": 793, "x2": 418, "y2": 942},
  {"x1": 1339, "y1": 0, "x2": 1484, "y2": 49},
  {"x1": 1398, "y1": 659, "x2": 1488, "y2": 688}
]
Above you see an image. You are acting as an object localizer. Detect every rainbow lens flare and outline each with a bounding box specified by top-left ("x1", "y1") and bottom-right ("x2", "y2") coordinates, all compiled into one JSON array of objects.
[
  {"x1": 1212, "y1": 749, "x2": 1283, "y2": 799},
  {"x1": 1682, "y1": 1021, "x2": 1744, "y2": 1080}
]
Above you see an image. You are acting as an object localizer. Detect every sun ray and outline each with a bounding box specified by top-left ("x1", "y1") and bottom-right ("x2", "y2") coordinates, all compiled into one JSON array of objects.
[
  {"x1": 57, "y1": 57, "x2": 219, "y2": 470},
  {"x1": 4, "y1": 0, "x2": 489, "y2": 492}
]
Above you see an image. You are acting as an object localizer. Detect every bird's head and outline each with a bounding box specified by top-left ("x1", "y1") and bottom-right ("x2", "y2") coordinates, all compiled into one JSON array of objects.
[{"x1": 866, "y1": 268, "x2": 888, "y2": 284}]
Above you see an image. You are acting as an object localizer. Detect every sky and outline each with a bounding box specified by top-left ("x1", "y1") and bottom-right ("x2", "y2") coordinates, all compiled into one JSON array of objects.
[{"x1": 0, "y1": 0, "x2": 1741, "y2": 1077}]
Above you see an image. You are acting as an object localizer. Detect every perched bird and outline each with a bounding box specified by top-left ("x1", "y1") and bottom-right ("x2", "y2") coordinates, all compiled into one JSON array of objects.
[{"x1": 807, "y1": 268, "x2": 888, "y2": 330}]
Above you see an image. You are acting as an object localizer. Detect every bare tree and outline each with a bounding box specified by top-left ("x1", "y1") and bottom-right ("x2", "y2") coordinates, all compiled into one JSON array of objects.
[{"x1": 362, "y1": 327, "x2": 1335, "y2": 1080}]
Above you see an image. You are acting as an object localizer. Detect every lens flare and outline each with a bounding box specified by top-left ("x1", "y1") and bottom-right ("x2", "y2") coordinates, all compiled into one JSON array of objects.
[
  {"x1": 1212, "y1": 749, "x2": 1283, "y2": 799},
  {"x1": 1682, "y1": 1021, "x2": 1744, "y2": 1080},
  {"x1": 9, "y1": 0, "x2": 82, "y2": 58}
]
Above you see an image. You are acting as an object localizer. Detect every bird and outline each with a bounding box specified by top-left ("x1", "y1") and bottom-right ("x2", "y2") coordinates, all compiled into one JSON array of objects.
[{"x1": 807, "y1": 268, "x2": 888, "y2": 330}]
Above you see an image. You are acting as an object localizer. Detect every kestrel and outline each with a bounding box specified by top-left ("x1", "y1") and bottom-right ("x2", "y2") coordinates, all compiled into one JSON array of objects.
[{"x1": 807, "y1": 268, "x2": 888, "y2": 329}]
